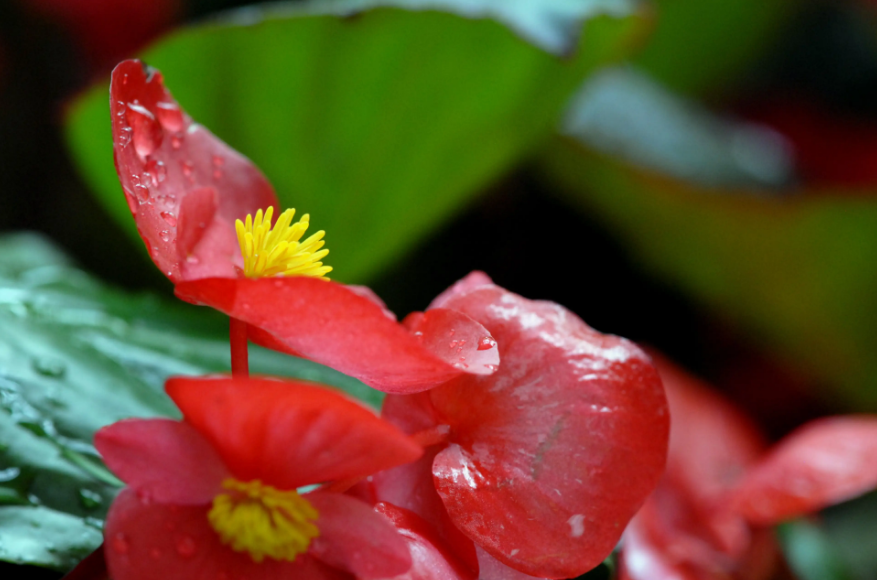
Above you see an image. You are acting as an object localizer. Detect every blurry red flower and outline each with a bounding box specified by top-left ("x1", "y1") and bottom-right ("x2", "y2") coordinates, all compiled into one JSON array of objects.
[
  {"x1": 365, "y1": 272, "x2": 670, "y2": 579},
  {"x1": 620, "y1": 355, "x2": 877, "y2": 580},
  {"x1": 96, "y1": 376, "x2": 423, "y2": 580},
  {"x1": 109, "y1": 60, "x2": 499, "y2": 393}
]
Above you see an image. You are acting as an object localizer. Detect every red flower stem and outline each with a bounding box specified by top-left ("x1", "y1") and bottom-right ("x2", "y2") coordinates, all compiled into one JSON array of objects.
[
  {"x1": 229, "y1": 317, "x2": 249, "y2": 377},
  {"x1": 62, "y1": 544, "x2": 109, "y2": 580}
]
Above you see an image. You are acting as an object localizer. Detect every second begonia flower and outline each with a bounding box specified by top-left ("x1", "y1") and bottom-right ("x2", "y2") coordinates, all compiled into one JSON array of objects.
[
  {"x1": 366, "y1": 272, "x2": 671, "y2": 579},
  {"x1": 109, "y1": 59, "x2": 499, "y2": 393},
  {"x1": 96, "y1": 376, "x2": 423, "y2": 580}
]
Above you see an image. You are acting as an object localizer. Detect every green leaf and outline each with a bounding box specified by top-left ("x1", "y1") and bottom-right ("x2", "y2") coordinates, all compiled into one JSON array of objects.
[
  {"x1": 541, "y1": 68, "x2": 877, "y2": 410},
  {"x1": 779, "y1": 519, "x2": 857, "y2": 580},
  {"x1": 65, "y1": 1, "x2": 645, "y2": 283},
  {"x1": 633, "y1": 0, "x2": 794, "y2": 95},
  {"x1": 0, "y1": 232, "x2": 378, "y2": 571}
]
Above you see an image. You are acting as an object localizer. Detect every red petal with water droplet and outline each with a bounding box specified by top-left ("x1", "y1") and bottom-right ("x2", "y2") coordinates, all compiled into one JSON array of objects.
[
  {"x1": 165, "y1": 376, "x2": 421, "y2": 489},
  {"x1": 372, "y1": 503, "x2": 477, "y2": 580},
  {"x1": 95, "y1": 418, "x2": 228, "y2": 505},
  {"x1": 110, "y1": 60, "x2": 277, "y2": 283},
  {"x1": 476, "y1": 547, "x2": 548, "y2": 580},
  {"x1": 427, "y1": 284, "x2": 669, "y2": 578},
  {"x1": 174, "y1": 277, "x2": 497, "y2": 393},
  {"x1": 307, "y1": 492, "x2": 412, "y2": 579},
  {"x1": 403, "y1": 308, "x2": 499, "y2": 375},
  {"x1": 104, "y1": 488, "x2": 345, "y2": 580},
  {"x1": 731, "y1": 415, "x2": 877, "y2": 525}
]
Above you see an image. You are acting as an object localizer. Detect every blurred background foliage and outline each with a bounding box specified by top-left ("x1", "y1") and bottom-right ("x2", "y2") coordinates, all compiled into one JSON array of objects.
[{"x1": 2, "y1": 0, "x2": 877, "y2": 577}]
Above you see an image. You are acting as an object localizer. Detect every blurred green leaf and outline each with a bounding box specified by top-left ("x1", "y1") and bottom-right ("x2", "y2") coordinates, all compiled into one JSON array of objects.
[
  {"x1": 633, "y1": 0, "x2": 794, "y2": 95},
  {"x1": 541, "y1": 69, "x2": 877, "y2": 410},
  {"x1": 820, "y1": 492, "x2": 877, "y2": 580},
  {"x1": 66, "y1": 1, "x2": 645, "y2": 283},
  {"x1": 0, "y1": 232, "x2": 377, "y2": 571},
  {"x1": 779, "y1": 519, "x2": 856, "y2": 580}
]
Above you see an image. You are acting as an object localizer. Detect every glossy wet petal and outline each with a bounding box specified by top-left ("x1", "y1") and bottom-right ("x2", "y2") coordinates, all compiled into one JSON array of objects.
[
  {"x1": 110, "y1": 60, "x2": 277, "y2": 282},
  {"x1": 95, "y1": 418, "x2": 228, "y2": 505},
  {"x1": 429, "y1": 284, "x2": 669, "y2": 578},
  {"x1": 166, "y1": 376, "x2": 421, "y2": 489},
  {"x1": 174, "y1": 277, "x2": 494, "y2": 393}
]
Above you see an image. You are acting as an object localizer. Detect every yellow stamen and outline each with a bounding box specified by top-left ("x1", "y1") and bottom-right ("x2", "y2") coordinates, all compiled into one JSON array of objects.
[
  {"x1": 235, "y1": 207, "x2": 332, "y2": 279},
  {"x1": 207, "y1": 478, "x2": 320, "y2": 563}
]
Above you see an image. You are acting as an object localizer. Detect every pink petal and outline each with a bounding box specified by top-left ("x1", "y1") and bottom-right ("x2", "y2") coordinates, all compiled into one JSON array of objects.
[
  {"x1": 104, "y1": 488, "x2": 346, "y2": 580},
  {"x1": 372, "y1": 503, "x2": 477, "y2": 580},
  {"x1": 476, "y1": 547, "x2": 547, "y2": 580},
  {"x1": 174, "y1": 277, "x2": 491, "y2": 393},
  {"x1": 428, "y1": 285, "x2": 669, "y2": 578},
  {"x1": 110, "y1": 60, "x2": 277, "y2": 283},
  {"x1": 428, "y1": 271, "x2": 494, "y2": 310},
  {"x1": 94, "y1": 418, "x2": 228, "y2": 505},
  {"x1": 307, "y1": 492, "x2": 411, "y2": 579},
  {"x1": 403, "y1": 308, "x2": 498, "y2": 376},
  {"x1": 166, "y1": 376, "x2": 422, "y2": 489},
  {"x1": 732, "y1": 415, "x2": 877, "y2": 525}
]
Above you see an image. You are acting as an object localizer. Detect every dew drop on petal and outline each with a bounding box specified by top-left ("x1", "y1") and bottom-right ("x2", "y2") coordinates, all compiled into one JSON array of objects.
[
  {"x1": 160, "y1": 230, "x2": 171, "y2": 242},
  {"x1": 180, "y1": 160, "x2": 193, "y2": 177},
  {"x1": 454, "y1": 362, "x2": 469, "y2": 369},
  {"x1": 160, "y1": 212, "x2": 177, "y2": 227},
  {"x1": 175, "y1": 535, "x2": 196, "y2": 558},
  {"x1": 483, "y1": 364, "x2": 498, "y2": 372},
  {"x1": 125, "y1": 102, "x2": 162, "y2": 159},
  {"x1": 145, "y1": 159, "x2": 167, "y2": 185},
  {"x1": 155, "y1": 101, "x2": 184, "y2": 132},
  {"x1": 213, "y1": 169, "x2": 223, "y2": 180},
  {"x1": 111, "y1": 533, "x2": 129, "y2": 554},
  {"x1": 171, "y1": 134, "x2": 183, "y2": 149},
  {"x1": 212, "y1": 155, "x2": 224, "y2": 167},
  {"x1": 477, "y1": 336, "x2": 497, "y2": 351},
  {"x1": 134, "y1": 184, "x2": 150, "y2": 203}
]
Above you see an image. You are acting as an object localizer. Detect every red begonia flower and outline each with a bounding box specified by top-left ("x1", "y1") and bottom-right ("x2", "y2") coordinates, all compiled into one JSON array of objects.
[
  {"x1": 95, "y1": 376, "x2": 422, "y2": 580},
  {"x1": 620, "y1": 355, "x2": 877, "y2": 580},
  {"x1": 111, "y1": 60, "x2": 499, "y2": 393},
  {"x1": 372, "y1": 273, "x2": 670, "y2": 579}
]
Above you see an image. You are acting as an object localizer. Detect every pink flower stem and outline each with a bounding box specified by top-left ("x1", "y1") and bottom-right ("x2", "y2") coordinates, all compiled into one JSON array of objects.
[{"x1": 230, "y1": 317, "x2": 250, "y2": 377}]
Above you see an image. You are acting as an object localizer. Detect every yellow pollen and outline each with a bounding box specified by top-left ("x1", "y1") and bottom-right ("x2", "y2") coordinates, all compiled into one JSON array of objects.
[
  {"x1": 235, "y1": 207, "x2": 332, "y2": 279},
  {"x1": 207, "y1": 478, "x2": 320, "y2": 563}
]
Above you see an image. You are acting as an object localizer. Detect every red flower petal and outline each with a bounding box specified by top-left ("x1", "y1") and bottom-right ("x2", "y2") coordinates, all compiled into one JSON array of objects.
[
  {"x1": 428, "y1": 284, "x2": 669, "y2": 578},
  {"x1": 732, "y1": 415, "x2": 877, "y2": 525},
  {"x1": 95, "y1": 418, "x2": 228, "y2": 505},
  {"x1": 110, "y1": 60, "x2": 277, "y2": 283},
  {"x1": 428, "y1": 271, "x2": 494, "y2": 310},
  {"x1": 476, "y1": 547, "x2": 548, "y2": 580},
  {"x1": 165, "y1": 376, "x2": 422, "y2": 489},
  {"x1": 104, "y1": 488, "x2": 345, "y2": 580},
  {"x1": 403, "y1": 308, "x2": 499, "y2": 376},
  {"x1": 372, "y1": 502, "x2": 477, "y2": 580},
  {"x1": 307, "y1": 492, "x2": 411, "y2": 579},
  {"x1": 174, "y1": 277, "x2": 493, "y2": 393}
]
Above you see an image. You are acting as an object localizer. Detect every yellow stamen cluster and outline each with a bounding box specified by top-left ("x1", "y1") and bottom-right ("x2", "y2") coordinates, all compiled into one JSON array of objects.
[
  {"x1": 208, "y1": 478, "x2": 320, "y2": 563},
  {"x1": 235, "y1": 207, "x2": 331, "y2": 279}
]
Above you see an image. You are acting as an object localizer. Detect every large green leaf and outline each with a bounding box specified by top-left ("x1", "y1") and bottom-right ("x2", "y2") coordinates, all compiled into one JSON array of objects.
[
  {"x1": 65, "y1": 1, "x2": 645, "y2": 283},
  {"x1": 541, "y1": 68, "x2": 877, "y2": 410},
  {"x1": 633, "y1": 0, "x2": 794, "y2": 95},
  {"x1": 0, "y1": 233, "x2": 377, "y2": 571}
]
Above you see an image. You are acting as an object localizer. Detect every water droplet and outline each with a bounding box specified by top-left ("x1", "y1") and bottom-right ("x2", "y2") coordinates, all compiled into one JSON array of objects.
[
  {"x1": 155, "y1": 101, "x2": 184, "y2": 132},
  {"x1": 180, "y1": 160, "x2": 194, "y2": 177},
  {"x1": 448, "y1": 340, "x2": 459, "y2": 350},
  {"x1": 175, "y1": 535, "x2": 196, "y2": 557},
  {"x1": 477, "y1": 336, "x2": 497, "y2": 351},
  {"x1": 453, "y1": 362, "x2": 469, "y2": 370},
  {"x1": 213, "y1": 169, "x2": 223, "y2": 180},
  {"x1": 112, "y1": 533, "x2": 129, "y2": 554},
  {"x1": 32, "y1": 357, "x2": 66, "y2": 378},
  {"x1": 186, "y1": 255, "x2": 200, "y2": 265},
  {"x1": 136, "y1": 488, "x2": 153, "y2": 505},
  {"x1": 456, "y1": 346, "x2": 464, "y2": 353},
  {"x1": 117, "y1": 126, "x2": 133, "y2": 148},
  {"x1": 448, "y1": 329, "x2": 456, "y2": 337},
  {"x1": 145, "y1": 159, "x2": 166, "y2": 185},
  {"x1": 160, "y1": 212, "x2": 177, "y2": 227},
  {"x1": 459, "y1": 356, "x2": 466, "y2": 362},
  {"x1": 171, "y1": 134, "x2": 183, "y2": 149},
  {"x1": 78, "y1": 489, "x2": 102, "y2": 510},
  {"x1": 160, "y1": 230, "x2": 171, "y2": 242},
  {"x1": 212, "y1": 155, "x2": 224, "y2": 167},
  {"x1": 483, "y1": 364, "x2": 498, "y2": 372},
  {"x1": 125, "y1": 102, "x2": 162, "y2": 159},
  {"x1": 149, "y1": 548, "x2": 162, "y2": 560},
  {"x1": 135, "y1": 184, "x2": 150, "y2": 203}
]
